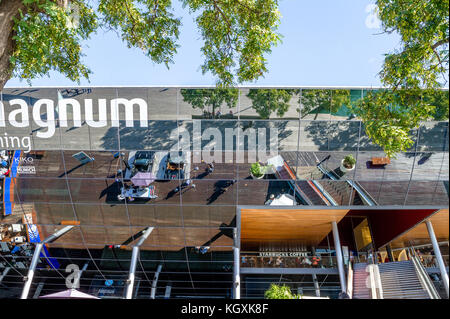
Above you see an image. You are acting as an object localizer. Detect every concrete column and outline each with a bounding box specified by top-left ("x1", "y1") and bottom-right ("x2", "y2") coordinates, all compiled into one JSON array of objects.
[
  {"x1": 233, "y1": 228, "x2": 240, "y2": 299},
  {"x1": 426, "y1": 220, "x2": 449, "y2": 298},
  {"x1": 332, "y1": 221, "x2": 347, "y2": 292}
]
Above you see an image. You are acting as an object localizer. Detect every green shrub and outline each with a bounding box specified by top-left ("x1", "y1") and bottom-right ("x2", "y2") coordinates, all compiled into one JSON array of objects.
[{"x1": 264, "y1": 284, "x2": 300, "y2": 299}]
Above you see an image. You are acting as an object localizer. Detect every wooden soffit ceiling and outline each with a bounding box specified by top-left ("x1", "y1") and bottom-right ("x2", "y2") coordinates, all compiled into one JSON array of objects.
[
  {"x1": 389, "y1": 209, "x2": 449, "y2": 249},
  {"x1": 241, "y1": 208, "x2": 349, "y2": 247}
]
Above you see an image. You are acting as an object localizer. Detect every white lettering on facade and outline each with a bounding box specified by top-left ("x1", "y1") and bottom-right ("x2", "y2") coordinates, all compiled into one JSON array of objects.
[{"x1": 0, "y1": 97, "x2": 150, "y2": 137}]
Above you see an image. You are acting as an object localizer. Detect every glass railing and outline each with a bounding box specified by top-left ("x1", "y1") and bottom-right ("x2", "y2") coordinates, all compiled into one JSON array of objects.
[
  {"x1": 416, "y1": 254, "x2": 449, "y2": 268},
  {"x1": 240, "y1": 255, "x2": 338, "y2": 269},
  {"x1": 374, "y1": 250, "x2": 449, "y2": 268}
]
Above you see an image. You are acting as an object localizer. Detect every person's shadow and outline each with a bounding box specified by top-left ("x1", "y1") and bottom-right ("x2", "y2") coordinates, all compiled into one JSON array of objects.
[
  {"x1": 206, "y1": 180, "x2": 235, "y2": 204},
  {"x1": 417, "y1": 152, "x2": 432, "y2": 165},
  {"x1": 165, "y1": 187, "x2": 179, "y2": 200},
  {"x1": 99, "y1": 180, "x2": 122, "y2": 202}
]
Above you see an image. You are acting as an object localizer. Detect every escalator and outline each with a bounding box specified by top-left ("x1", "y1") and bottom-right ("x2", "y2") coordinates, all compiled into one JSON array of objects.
[
  {"x1": 268, "y1": 155, "x2": 330, "y2": 206},
  {"x1": 269, "y1": 154, "x2": 376, "y2": 207},
  {"x1": 317, "y1": 163, "x2": 377, "y2": 206}
]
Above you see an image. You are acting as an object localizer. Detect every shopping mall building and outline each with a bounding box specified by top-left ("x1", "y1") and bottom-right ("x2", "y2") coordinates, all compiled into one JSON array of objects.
[{"x1": 0, "y1": 86, "x2": 448, "y2": 299}]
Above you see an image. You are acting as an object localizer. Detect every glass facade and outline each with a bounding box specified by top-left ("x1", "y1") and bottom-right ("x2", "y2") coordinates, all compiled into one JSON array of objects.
[{"x1": 0, "y1": 87, "x2": 448, "y2": 299}]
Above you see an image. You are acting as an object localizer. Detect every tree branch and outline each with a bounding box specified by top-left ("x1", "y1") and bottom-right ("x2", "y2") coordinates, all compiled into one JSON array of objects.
[{"x1": 431, "y1": 38, "x2": 449, "y2": 50}]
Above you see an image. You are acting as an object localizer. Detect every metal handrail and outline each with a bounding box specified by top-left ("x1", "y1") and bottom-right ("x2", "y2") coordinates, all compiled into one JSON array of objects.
[
  {"x1": 372, "y1": 264, "x2": 383, "y2": 299},
  {"x1": 310, "y1": 180, "x2": 338, "y2": 206},
  {"x1": 408, "y1": 248, "x2": 441, "y2": 299},
  {"x1": 348, "y1": 181, "x2": 377, "y2": 206},
  {"x1": 366, "y1": 259, "x2": 383, "y2": 299},
  {"x1": 368, "y1": 264, "x2": 377, "y2": 299},
  {"x1": 317, "y1": 163, "x2": 377, "y2": 206},
  {"x1": 317, "y1": 163, "x2": 337, "y2": 181},
  {"x1": 346, "y1": 261, "x2": 353, "y2": 299}
]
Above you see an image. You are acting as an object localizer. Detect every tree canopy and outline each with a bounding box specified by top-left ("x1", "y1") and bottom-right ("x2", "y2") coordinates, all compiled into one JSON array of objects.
[
  {"x1": 377, "y1": 0, "x2": 449, "y2": 89},
  {"x1": 0, "y1": 0, "x2": 282, "y2": 89},
  {"x1": 1, "y1": 0, "x2": 448, "y2": 158},
  {"x1": 355, "y1": 0, "x2": 449, "y2": 157}
]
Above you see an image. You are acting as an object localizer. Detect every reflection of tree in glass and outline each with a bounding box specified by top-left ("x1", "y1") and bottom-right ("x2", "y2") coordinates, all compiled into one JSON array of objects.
[
  {"x1": 299, "y1": 89, "x2": 351, "y2": 119},
  {"x1": 352, "y1": 89, "x2": 427, "y2": 158},
  {"x1": 423, "y1": 89, "x2": 449, "y2": 121},
  {"x1": 246, "y1": 89, "x2": 295, "y2": 119},
  {"x1": 180, "y1": 88, "x2": 238, "y2": 118}
]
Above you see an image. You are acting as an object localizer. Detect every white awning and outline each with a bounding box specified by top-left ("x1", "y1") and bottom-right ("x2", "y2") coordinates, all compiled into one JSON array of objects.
[
  {"x1": 270, "y1": 194, "x2": 297, "y2": 206},
  {"x1": 39, "y1": 288, "x2": 99, "y2": 299}
]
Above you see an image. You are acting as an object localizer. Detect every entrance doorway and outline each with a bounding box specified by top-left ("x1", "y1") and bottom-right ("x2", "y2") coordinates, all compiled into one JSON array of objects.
[{"x1": 353, "y1": 218, "x2": 375, "y2": 263}]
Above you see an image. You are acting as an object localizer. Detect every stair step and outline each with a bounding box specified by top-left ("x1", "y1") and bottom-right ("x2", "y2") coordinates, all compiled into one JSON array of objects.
[
  {"x1": 383, "y1": 290, "x2": 428, "y2": 294},
  {"x1": 353, "y1": 260, "x2": 433, "y2": 299},
  {"x1": 383, "y1": 293, "x2": 429, "y2": 296},
  {"x1": 381, "y1": 278, "x2": 421, "y2": 281},
  {"x1": 384, "y1": 294, "x2": 429, "y2": 298}
]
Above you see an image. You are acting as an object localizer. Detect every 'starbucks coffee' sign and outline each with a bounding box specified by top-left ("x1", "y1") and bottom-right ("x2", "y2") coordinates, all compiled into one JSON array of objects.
[{"x1": 258, "y1": 252, "x2": 309, "y2": 257}]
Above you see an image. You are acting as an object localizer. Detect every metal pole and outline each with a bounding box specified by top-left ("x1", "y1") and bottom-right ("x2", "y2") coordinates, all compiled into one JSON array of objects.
[
  {"x1": 150, "y1": 264, "x2": 163, "y2": 299},
  {"x1": 311, "y1": 247, "x2": 321, "y2": 297},
  {"x1": 312, "y1": 274, "x2": 320, "y2": 297},
  {"x1": 21, "y1": 225, "x2": 74, "y2": 299},
  {"x1": 125, "y1": 227, "x2": 154, "y2": 299},
  {"x1": 32, "y1": 282, "x2": 45, "y2": 299},
  {"x1": 164, "y1": 283, "x2": 172, "y2": 299},
  {"x1": 426, "y1": 220, "x2": 449, "y2": 297},
  {"x1": 0, "y1": 267, "x2": 10, "y2": 283},
  {"x1": 20, "y1": 243, "x2": 43, "y2": 299},
  {"x1": 233, "y1": 228, "x2": 240, "y2": 299},
  {"x1": 125, "y1": 246, "x2": 139, "y2": 299},
  {"x1": 332, "y1": 221, "x2": 347, "y2": 292},
  {"x1": 386, "y1": 244, "x2": 394, "y2": 262},
  {"x1": 42, "y1": 226, "x2": 75, "y2": 245}
]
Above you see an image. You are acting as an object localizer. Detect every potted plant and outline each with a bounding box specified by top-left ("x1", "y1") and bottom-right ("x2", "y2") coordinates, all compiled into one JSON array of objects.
[
  {"x1": 250, "y1": 162, "x2": 265, "y2": 179},
  {"x1": 340, "y1": 154, "x2": 356, "y2": 173}
]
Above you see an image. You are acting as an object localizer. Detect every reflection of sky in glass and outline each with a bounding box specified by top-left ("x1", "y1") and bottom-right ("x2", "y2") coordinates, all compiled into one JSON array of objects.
[{"x1": 4, "y1": 1, "x2": 400, "y2": 88}]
